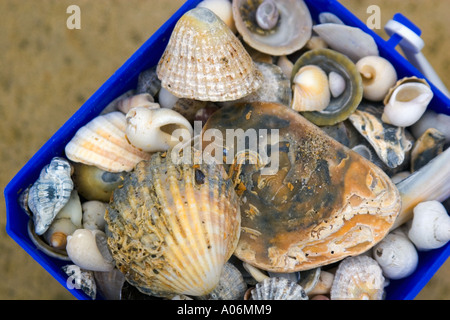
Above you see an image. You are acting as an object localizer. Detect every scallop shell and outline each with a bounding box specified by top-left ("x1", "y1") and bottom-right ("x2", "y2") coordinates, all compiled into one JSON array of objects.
[
  {"x1": 105, "y1": 149, "x2": 241, "y2": 298},
  {"x1": 199, "y1": 262, "x2": 248, "y2": 300},
  {"x1": 202, "y1": 101, "x2": 401, "y2": 272},
  {"x1": 291, "y1": 65, "x2": 330, "y2": 112},
  {"x1": 330, "y1": 255, "x2": 385, "y2": 300},
  {"x1": 250, "y1": 277, "x2": 308, "y2": 300},
  {"x1": 64, "y1": 111, "x2": 151, "y2": 173},
  {"x1": 156, "y1": 7, "x2": 262, "y2": 102},
  {"x1": 232, "y1": 0, "x2": 313, "y2": 56},
  {"x1": 348, "y1": 102, "x2": 413, "y2": 169},
  {"x1": 28, "y1": 157, "x2": 74, "y2": 235},
  {"x1": 291, "y1": 49, "x2": 363, "y2": 126}
]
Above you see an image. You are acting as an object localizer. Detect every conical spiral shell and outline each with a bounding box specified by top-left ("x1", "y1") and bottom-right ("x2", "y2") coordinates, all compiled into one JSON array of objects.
[
  {"x1": 64, "y1": 112, "x2": 151, "y2": 172},
  {"x1": 157, "y1": 7, "x2": 262, "y2": 102},
  {"x1": 105, "y1": 149, "x2": 241, "y2": 298}
]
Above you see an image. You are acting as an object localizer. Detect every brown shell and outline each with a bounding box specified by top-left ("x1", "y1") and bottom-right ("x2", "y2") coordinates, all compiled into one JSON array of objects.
[
  {"x1": 105, "y1": 148, "x2": 241, "y2": 298},
  {"x1": 202, "y1": 102, "x2": 401, "y2": 272}
]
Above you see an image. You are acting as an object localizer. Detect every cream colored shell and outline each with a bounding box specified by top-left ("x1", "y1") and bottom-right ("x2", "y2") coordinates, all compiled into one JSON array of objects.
[{"x1": 157, "y1": 7, "x2": 262, "y2": 102}]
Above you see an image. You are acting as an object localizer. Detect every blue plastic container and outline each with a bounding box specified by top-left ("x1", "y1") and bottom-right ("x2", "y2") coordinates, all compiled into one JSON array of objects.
[{"x1": 4, "y1": 0, "x2": 450, "y2": 300}]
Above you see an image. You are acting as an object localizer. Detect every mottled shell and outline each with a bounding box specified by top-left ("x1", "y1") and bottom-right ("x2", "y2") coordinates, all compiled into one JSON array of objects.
[
  {"x1": 232, "y1": 0, "x2": 312, "y2": 56},
  {"x1": 157, "y1": 7, "x2": 262, "y2": 101},
  {"x1": 410, "y1": 128, "x2": 445, "y2": 172},
  {"x1": 348, "y1": 103, "x2": 413, "y2": 169},
  {"x1": 250, "y1": 277, "x2": 308, "y2": 300},
  {"x1": 28, "y1": 157, "x2": 74, "y2": 235},
  {"x1": 291, "y1": 49, "x2": 363, "y2": 126},
  {"x1": 62, "y1": 264, "x2": 97, "y2": 300},
  {"x1": 330, "y1": 255, "x2": 385, "y2": 300},
  {"x1": 105, "y1": 149, "x2": 241, "y2": 298},
  {"x1": 65, "y1": 112, "x2": 151, "y2": 172},
  {"x1": 136, "y1": 66, "x2": 161, "y2": 97},
  {"x1": 202, "y1": 102, "x2": 401, "y2": 272},
  {"x1": 199, "y1": 262, "x2": 248, "y2": 300}
]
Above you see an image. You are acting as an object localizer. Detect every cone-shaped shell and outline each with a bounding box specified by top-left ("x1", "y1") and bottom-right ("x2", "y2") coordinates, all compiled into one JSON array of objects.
[
  {"x1": 157, "y1": 7, "x2": 262, "y2": 102},
  {"x1": 65, "y1": 112, "x2": 151, "y2": 172},
  {"x1": 202, "y1": 102, "x2": 401, "y2": 272},
  {"x1": 105, "y1": 149, "x2": 241, "y2": 298}
]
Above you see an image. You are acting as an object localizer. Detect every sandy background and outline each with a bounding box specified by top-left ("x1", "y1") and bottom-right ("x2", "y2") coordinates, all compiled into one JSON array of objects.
[{"x1": 1, "y1": 0, "x2": 449, "y2": 299}]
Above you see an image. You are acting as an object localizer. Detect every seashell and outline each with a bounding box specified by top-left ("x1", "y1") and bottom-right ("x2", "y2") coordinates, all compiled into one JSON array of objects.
[
  {"x1": 267, "y1": 271, "x2": 299, "y2": 283},
  {"x1": 199, "y1": 262, "x2": 248, "y2": 300},
  {"x1": 28, "y1": 157, "x2": 74, "y2": 235},
  {"x1": 356, "y1": 56, "x2": 397, "y2": 101},
  {"x1": 291, "y1": 65, "x2": 330, "y2": 112},
  {"x1": 407, "y1": 200, "x2": 450, "y2": 251},
  {"x1": 307, "y1": 270, "x2": 334, "y2": 296},
  {"x1": 372, "y1": 228, "x2": 418, "y2": 280},
  {"x1": 328, "y1": 71, "x2": 346, "y2": 98},
  {"x1": 53, "y1": 189, "x2": 82, "y2": 229},
  {"x1": 18, "y1": 185, "x2": 33, "y2": 217},
  {"x1": 330, "y1": 255, "x2": 385, "y2": 300},
  {"x1": 318, "y1": 12, "x2": 345, "y2": 25},
  {"x1": 62, "y1": 264, "x2": 97, "y2": 300},
  {"x1": 391, "y1": 171, "x2": 411, "y2": 184},
  {"x1": 157, "y1": 7, "x2": 262, "y2": 101},
  {"x1": 71, "y1": 162, "x2": 127, "y2": 202},
  {"x1": 231, "y1": 61, "x2": 292, "y2": 107},
  {"x1": 116, "y1": 93, "x2": 157, "y2": 115},
  {"x1": 250, "y1": 277, "x2": 308, "y2": 300},
  {"x1": 311, "y1": 294, "x2": 330, "y2": 300},
  {"x1": 203, "y1": 101, "x2": 401, "y2": 272},
  {"x1": 120, "y1": 281, "x2": 162, "y2": 300},
  {"x1": 28, "y1": 220, "x2": 70, "y2": 260},
  {"x1": 66, "y1": 228, "x2": 115, "y2": 272},
  {"x1": 232, "y1": 0, "x2": 312, "y2": 56},
  {"x1": 194, "y1": 104, "x2": 220, "y2": 126},
  {"x1": 65, "y1": 111, "x2": 151, "y2": 172},
  {"x1": 105, "y1": 149, "x2": 241, "y2": 298},
  {"x1": 382, "y1": 82, "x2": 434, "y2": 127},
  {"x1": 197, "y1": 0, "x2": 236, "y2": 33},
  {"x1": 101, "y1": 89, "x2": 135, "y2": 114},
  {"x1": 393, "y1": 147, "x2": 450, "y2": 229},
  {"x1": 82, "y1": 200, "x2": 108, "y2": 231},
  {"x1": 157, "y1": 87, "x2": 179, "y2": 109},
  {"x1": 125, "y1": 106, "x2": 193, "y2": 153},
  {"x1": 291, "y1": 49, "x2": 363, "y2": 126},
  {"x1": 348, "y1": 102, "x2": 413, "y2": 168},
  {"x1": 136, "y1": 66, "x2": 161, "y2": 97},
  {"x1": 312, "y1": 23, "x2": 379, "y2": 62},
  {"x1": 255, "y1": 0, "x2": 279, "y2": 30},
  {"x1": 410, "y1": 128, "x2": 445, "y2": 172},
  {"x1": 94, "y1": 268, "x2": 126, "y2": 300},
  {"x1": 382, "y1": 76, "x2": 429, "y2": 105},
  {"x1": 298, "y1": 267, "x2": 321, "y2": 294},
  {"x1": 243, "y1": 262, "x2": 269, "y2": 283},
  {"x1": 411, "y1": 109, "x2": 450, "y2": 144},
  {"x1": 276, "y1": 55, "x2": 293, "y2": 79},
  {"x1": 305, "y1": 36, "x2": 328, "y2": 51}
]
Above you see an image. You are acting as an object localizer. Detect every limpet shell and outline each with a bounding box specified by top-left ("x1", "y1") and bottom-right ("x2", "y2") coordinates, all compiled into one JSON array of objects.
[
  {"x1": 105, "y1": 149, "x2": 241, "y2": 298},
  {"x1": 199, "y1": 262, "x2": 247, "y2": 300},
  {"x1": 291, "y1": 49, "x2": 363, "y2": 126},
  {"x1": 250, "y1": 277, "x2": 308, "y2": 300},
  {"x1": 203, "y1": 102, "x2": 401, "y2": 272},
  {"x1": 157, "y1": 7, "x2": 262, "y2": 102},
  {"x1": 28, "y1": 157, "x2": 74, "y2": 235},
  {"x1": 65, "y1": 111, "x2": 151, "y2": 172}
]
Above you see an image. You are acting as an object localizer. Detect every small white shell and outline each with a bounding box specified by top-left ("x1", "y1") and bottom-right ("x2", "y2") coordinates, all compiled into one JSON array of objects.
[
  {"x1": 158, "y1": 87, "x2": 179, "y2": 109},
  {"x1": 125, "y1": 106, "x2": 194, "y2": 153},
  {"x1": 66, "y1": 229, "x2": 115, "y2": 272},
  {"x1": 382, "y1": 82, "x2": 434, "y2": 127},
  {"x1": 82, "y1": 200, "x2": 107, "y2": 231},
  {"x1": 116, "y1": 93, "x2": 156, "y2": 114},
  {"x1": 372, "y1": 228, "x2": 418, "y2": 280},
  {"x1": 307, "y1": 270, "x2": 334, "y2": 296},
  {"x1": 291, "y1": 65, "x2": 330, "y2": 112},
  {"x1": 43, "y1": 217, "x2": 78, "y2": 250},
  {"x1": 54, "y1": 189, "x2": 83, "y2": 229},
  {"x1": 277, "y1": 55, "x2": 294, "y2": 79},
  {"x1": 197, "y1": 0, "x2": 236, "y2": 33},
  {"x1": 408, "y1": 200, "x2": 450, "y2": 251},
  {"x1": 330, "y1": 255, "x2": 385, "y2": 300},
  {"x1": 356, "y1": 56, "x2": 397, "y2": 101},
  {"x1": 328, "y1": 71, "x2": 346, "y2": 98}
]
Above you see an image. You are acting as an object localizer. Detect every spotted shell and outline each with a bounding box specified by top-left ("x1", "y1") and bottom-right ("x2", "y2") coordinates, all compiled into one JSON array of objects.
[
  {"x1": 64, "y1": 111, "x2": 151, "y2": 173},
  {"x1": 105, "y1": 149, "x2": 241, "y2": 298},
  {"x1": 330, "y1": 255, "x2": 385, "y2": 300},
  {"x1": 157, "y1": 7, "x2": 262, "y2": 102},
  {"x1": 202, "y1": 102, "x2": 401, "y2": 272},
  {"x1": 250, "y1": 277, "x2": 308, "y2": 300},
  {"x1": 28, "y1": 157, "x2": 74, "y2": 235}
]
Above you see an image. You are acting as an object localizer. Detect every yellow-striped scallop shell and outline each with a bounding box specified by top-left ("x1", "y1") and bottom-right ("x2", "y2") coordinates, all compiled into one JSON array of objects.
[
  {"x1": 105, "y1": 149, "x2": 241, "y2": 298},
  {"x1": 157, "y1": 7, "x2": 262, "y2": 102},
  {"x1": 64, "y1": 112, "x2": 151, "y2": 173}
]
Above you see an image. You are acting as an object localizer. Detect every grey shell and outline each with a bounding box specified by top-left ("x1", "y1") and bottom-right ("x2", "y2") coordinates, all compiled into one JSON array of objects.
[{"x1": 251, "y1": 277, "x2": 308, "y2": 300}]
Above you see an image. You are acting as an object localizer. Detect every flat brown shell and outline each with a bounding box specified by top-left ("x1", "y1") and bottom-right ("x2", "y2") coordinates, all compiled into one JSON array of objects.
[{"x1": 202, "y1": 102, "x2": 401, "y2": 272}]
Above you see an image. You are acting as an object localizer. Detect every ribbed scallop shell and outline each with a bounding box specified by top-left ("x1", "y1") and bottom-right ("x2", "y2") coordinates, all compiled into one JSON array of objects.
[
  {"x1": 251, "y1": 277, "x2": 308, "y2": 300},
  {"x1": 105, "y1": 150, "x2": 241, "y2": 298},
  {"x1": 157, "y1": 7, "x2": 262, "y2": 102},
  {"x1": 292, "y1": 65, "x2": 330, "y2": 112},
  {"x1": 64, "y1": 112, "x2": 151, "y2": 172}
]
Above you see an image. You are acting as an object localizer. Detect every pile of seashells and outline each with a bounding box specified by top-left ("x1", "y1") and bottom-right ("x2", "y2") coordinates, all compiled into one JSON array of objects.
[{"x1": 19, "y1": 0, "x2": 450, "y2": 300}]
